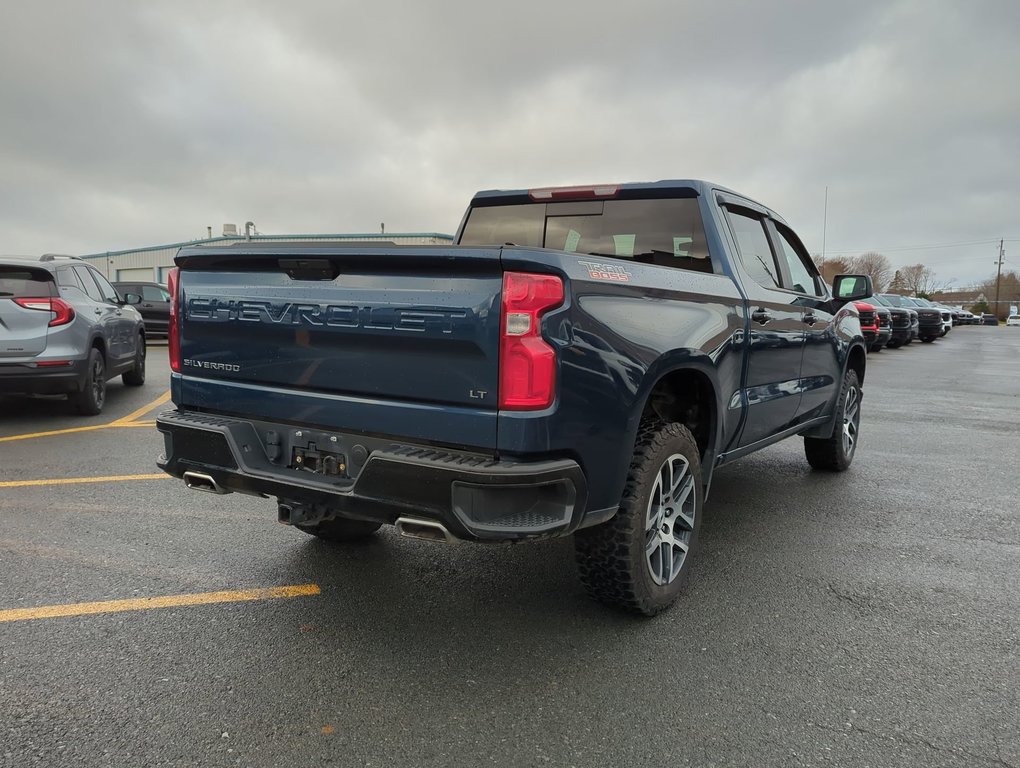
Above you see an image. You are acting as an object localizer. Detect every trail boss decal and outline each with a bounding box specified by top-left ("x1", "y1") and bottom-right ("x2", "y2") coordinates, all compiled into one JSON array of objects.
[{"x1": 578, "y1": 261, "x2": 632, "y2": 282}]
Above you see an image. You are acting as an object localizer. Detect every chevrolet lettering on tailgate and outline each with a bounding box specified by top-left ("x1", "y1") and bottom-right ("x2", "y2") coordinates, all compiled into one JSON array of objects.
[{"x1": 186, "y1": 297, "x2": 468, "y2": 333}]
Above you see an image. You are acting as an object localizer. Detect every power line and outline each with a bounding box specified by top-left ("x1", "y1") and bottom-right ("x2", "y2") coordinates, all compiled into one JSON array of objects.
[{"x1": 826, "y1": 238, "x2": 1004, "y2": 254}]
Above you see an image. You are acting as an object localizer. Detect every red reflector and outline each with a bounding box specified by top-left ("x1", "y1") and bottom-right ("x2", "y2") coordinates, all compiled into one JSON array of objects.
[
  {"x1": 13, "y1": 297, "x2": 75, "y2": 327},
  {"x1": 167, "y1": 267, "x2": 181, "y2": 373},
  {"x1": 499, "y1": 272, "x2": 564, "y2": 410},
  {"x1": 35, "y1": 360, "x2": 73, "y2": 367},
  {"x1": 528, "y1": 185, "x2": 619, "y2": 201}
]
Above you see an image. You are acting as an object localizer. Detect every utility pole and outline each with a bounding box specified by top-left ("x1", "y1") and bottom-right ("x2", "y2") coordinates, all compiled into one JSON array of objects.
[
  {"x1": 821, "y1": 186, "x2": 828, "y2": 276},
  {"x1": 994, "y1": 239, "x2": 1005, "y2": 317}
]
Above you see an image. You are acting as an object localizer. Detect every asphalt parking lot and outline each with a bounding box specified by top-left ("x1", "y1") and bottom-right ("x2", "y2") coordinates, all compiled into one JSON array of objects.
[{"x1": 1, "y1": 330, "x2": 1017, "y2": 767}]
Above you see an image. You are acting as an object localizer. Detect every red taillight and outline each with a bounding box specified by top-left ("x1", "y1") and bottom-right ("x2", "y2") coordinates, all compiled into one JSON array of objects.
[
  {"x1": 528, "y1": 184, "x2": 619, "y2": 201},
  {"x1": 167, "y1": 267, "x2": 181, "y2": 373},
  {"x1": 499, "y1": 272, "x2": 564, "y2": 410},
  {"x1": 13, "y1": 297, "x2": 75, "y2": 327}
]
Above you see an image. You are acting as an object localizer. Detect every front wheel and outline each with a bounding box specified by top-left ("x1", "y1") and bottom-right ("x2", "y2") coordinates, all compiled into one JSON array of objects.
[
  {"x1": 804, "y1": 368, "x2": 861, "y2": 472},
  {"x1": 574, "y1": 421, "x2": 703, "y2": 616}
]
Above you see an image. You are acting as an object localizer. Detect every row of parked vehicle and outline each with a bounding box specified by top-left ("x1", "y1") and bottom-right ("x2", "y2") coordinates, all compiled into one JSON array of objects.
[{"x1": 852, "y1": 294, "x2": 985, "y2": 351}]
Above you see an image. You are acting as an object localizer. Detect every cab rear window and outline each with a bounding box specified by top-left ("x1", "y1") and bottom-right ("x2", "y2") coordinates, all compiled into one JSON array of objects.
[
  {"x1": 0, "y1": 266, "x2": 54, "y2": 297},
  {"x1": 460, "y1": 198, "x2": 712, "y2": 273}
]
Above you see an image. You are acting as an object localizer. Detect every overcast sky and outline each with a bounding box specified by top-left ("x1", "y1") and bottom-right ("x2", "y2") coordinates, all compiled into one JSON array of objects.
[{"x1": 2, "y1": 0, "x2": 1017, "y2": 287}]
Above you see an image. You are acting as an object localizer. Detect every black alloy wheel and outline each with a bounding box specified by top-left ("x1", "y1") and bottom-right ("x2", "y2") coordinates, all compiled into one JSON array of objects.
[{"x1": 73, "y1": 348, "x2": 106, "y2": 415}]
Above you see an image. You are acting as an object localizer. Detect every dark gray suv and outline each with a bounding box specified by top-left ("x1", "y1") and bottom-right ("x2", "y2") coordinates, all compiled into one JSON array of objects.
[{"x1": 0, "y1": 254, "x2": 146, "y2": 415}]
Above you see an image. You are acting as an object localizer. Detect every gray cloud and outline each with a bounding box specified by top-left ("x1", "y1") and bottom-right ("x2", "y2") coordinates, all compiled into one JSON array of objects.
[{"x1": 1, "y1": 0, "x2": 1017, "y2": 286}]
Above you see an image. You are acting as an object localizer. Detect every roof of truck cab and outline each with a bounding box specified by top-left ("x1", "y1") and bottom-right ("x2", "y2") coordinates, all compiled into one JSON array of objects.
[{"x1": 470, "y1": 180, "x2": 785, "y2": 221}]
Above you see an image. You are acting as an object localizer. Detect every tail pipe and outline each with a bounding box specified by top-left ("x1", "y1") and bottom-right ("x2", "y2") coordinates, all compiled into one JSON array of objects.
[
  {"x1": 395, "y1": 517, "x2": 457, "y2": 544},
  {"x1": 182, "y1": 471, "x2": 229, "y2": 495}
]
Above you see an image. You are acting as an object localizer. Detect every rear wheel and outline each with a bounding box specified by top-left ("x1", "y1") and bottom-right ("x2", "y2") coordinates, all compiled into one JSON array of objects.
[
  {"x1": 921, "y1": 337, "x2": 935, "y2": 343},
  {"x1": 122, "y1": 334, "x2": 146, "y2": 386},
  {"x1": 805, "y1": 368, "x2": 861, "y2": 472},
  {"x1": 72, "y1": 348, "x2": 106, "y2": 416},
  {"x1": 296, "y1": 517, "x2": 381, "y2": 542},
  {"x1": 574, "y1": 421, "x2": 702, "y2": 616}
]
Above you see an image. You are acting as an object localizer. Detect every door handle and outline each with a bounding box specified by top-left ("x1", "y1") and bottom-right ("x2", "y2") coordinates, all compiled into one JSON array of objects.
[
  {"x1": 803, "y1": 312, "x2": 817, "y2": 325},
  {"x1": 751, "y1": 308, "x2": 772, "y2": 324}
]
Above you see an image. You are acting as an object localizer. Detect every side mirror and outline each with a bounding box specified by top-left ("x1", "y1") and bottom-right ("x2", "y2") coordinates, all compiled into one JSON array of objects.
[
  {"x1": 832, "y1": 274, "x2": 873, "y2": 302},
  {"x1": 122, "y1": 293, "x2": 142, "y2": 305}
]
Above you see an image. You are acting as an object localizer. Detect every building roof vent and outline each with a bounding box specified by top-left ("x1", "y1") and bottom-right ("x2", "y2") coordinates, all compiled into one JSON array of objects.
[{"x1": 223, "y1": 223, "x2": 238, "y2": 237}]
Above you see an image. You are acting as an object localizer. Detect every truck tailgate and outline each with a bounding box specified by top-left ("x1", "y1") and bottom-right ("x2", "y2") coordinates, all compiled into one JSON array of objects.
[{"x1": 175, "y1": 246, "x2": 503, "y2": 444}]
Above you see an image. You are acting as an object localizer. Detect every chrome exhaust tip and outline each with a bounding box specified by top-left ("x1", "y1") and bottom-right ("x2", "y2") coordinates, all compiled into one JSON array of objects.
[
  {"x1": 395, "y1": 516, "x2": 457, "y2": 544},
  {"x1": 182, "y1": 471, "x2": 229, "y2": 495}
]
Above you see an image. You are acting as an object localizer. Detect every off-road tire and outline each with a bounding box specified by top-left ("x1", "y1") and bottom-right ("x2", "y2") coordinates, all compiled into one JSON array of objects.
[
  {"x1": 72, "y1": 348, "x2": 106, "y2": 416},
  {"x1": 804, "y1": 368, "x2": 861, "y2": 472},
  {"x1": 122, "y1": 335, "x2": 146, "y2": 386},
  {"x1": 574, "y1": 421, "x2": 703, "y2": 616},
  {"x1": 296, "y1": 517, "x2": 381, "y2": 542}
]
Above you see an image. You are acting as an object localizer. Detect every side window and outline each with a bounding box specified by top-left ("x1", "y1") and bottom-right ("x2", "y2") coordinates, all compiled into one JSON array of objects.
[
  {"x1": 774, "y1": 225, "x2": 822, "y2": 296},
  {"x1": 73, "y1": 266, "x2": 104, "y2": 302},
  {"x1": 90, "y1": 270, "x2": 121, "y2": 303},
  {"x1": 56, "y1": 268, "x2": 86, "y2": 292},
  {"x1": 141, "y1": 285, "x2": 166, "y2": 302},
  {"x1": 726, "y1": 209, "x2": 781, "y2": 289}
]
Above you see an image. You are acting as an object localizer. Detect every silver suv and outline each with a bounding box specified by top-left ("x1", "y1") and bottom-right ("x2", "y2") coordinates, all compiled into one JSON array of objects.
[{"x1": 0, "y1": 255, "x2": 146, "y2": 415}]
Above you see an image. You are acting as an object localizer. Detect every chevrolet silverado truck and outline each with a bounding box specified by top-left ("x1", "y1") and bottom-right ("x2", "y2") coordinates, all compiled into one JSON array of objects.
[{"x1": 156, "y1": 180, "x2": 871, "y2": 615}]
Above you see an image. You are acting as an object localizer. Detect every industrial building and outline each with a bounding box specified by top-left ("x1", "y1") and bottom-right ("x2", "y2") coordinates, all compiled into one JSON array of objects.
[{"x1": 80, "y1": 226, "x2": 455, "y2": 283}]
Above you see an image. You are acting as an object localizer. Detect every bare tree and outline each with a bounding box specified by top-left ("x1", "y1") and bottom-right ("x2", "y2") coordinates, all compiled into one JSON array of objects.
[
  {"x1": 979, "y1": 269, "x2": 1020, "y2": 318},
  {"x1": 810, "y1": 254, "x2": 851, "y2": 285},
  {"x1": 847, "y1": 252, "x2": 892, "y2": 293},
  {"x1": 894, "y1": 263, "x2": 948, "y2": 296}
]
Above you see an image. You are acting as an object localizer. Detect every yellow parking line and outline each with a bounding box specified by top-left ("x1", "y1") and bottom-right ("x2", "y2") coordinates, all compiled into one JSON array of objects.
[
  {"x1": 0, "y1": 473, "x2": 170, "y2": 488},
  {"x1": 0, "y1": 584, "x2": 321, "y2": 624},
  {"x1": 0, "y1": 390, "x2": 169, "y2": 442},
  {"x1": 113, "y1": 390, "x2": 172, "y2": 425},
  {"x1": 0, "y1": 424, "x2": 108, "y2": 443}
]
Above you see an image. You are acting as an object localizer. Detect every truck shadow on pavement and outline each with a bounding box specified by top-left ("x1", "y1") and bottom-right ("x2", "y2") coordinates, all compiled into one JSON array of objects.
[{"x1": 249, "y1": 445, "x2": 850, "y2": 667}]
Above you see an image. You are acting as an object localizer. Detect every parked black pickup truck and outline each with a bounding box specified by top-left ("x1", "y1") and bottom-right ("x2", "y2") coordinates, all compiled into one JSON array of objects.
[{"x1": 157, "y1": 180, "x2": 871, "y2": 615}]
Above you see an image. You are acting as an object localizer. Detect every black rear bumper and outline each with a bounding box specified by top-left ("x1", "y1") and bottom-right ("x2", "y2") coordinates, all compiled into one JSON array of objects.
[
  {"x1": 156, "y1": 409, "x2": 592, "y2": 541},
  {"x1": 0, "y1": 360, "x2": 87, "y2": 395}
]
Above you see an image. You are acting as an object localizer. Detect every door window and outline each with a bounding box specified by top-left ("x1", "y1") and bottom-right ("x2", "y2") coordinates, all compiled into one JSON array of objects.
[
  {"x1": 726, "y1": 209, "x2": 780, "y2": 289},
  {"x1": 774, "y1": 225, "x2": 822, "y2": 296},
  {"x1": 141, "y1": 285, "x2": 170, "y2": 302},
  {"x1": 73, "y1": 266, "x2": 104, "y2": 302},
  {"x1": 90, "y1": 270, "x2": 121, "y2": 304}
]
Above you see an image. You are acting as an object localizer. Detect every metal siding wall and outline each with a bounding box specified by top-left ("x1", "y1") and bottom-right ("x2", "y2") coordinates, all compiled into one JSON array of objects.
[
  {"x1": 115, "y1": 267, "x2": 156, "y2": 281},
  {"x1": 88, "y1": 234, "x2": 456, "y2": 278}
]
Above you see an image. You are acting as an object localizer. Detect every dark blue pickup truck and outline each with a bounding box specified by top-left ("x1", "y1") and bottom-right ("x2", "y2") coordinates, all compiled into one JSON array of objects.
[{"x1": 157, "y1": 180, "x2": 872, "y2": 615}]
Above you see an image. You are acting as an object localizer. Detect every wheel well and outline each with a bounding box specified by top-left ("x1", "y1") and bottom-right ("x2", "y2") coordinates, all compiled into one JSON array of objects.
[
  {"x1": 91, "y1": 337, "x2": 106, "y2": 360},
  {"x1": 847, "y1": 344, "x2": 866, "y2": 385},
  {"x1": 641, "y1": 369, "x2": 716, "y2": 463}
]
